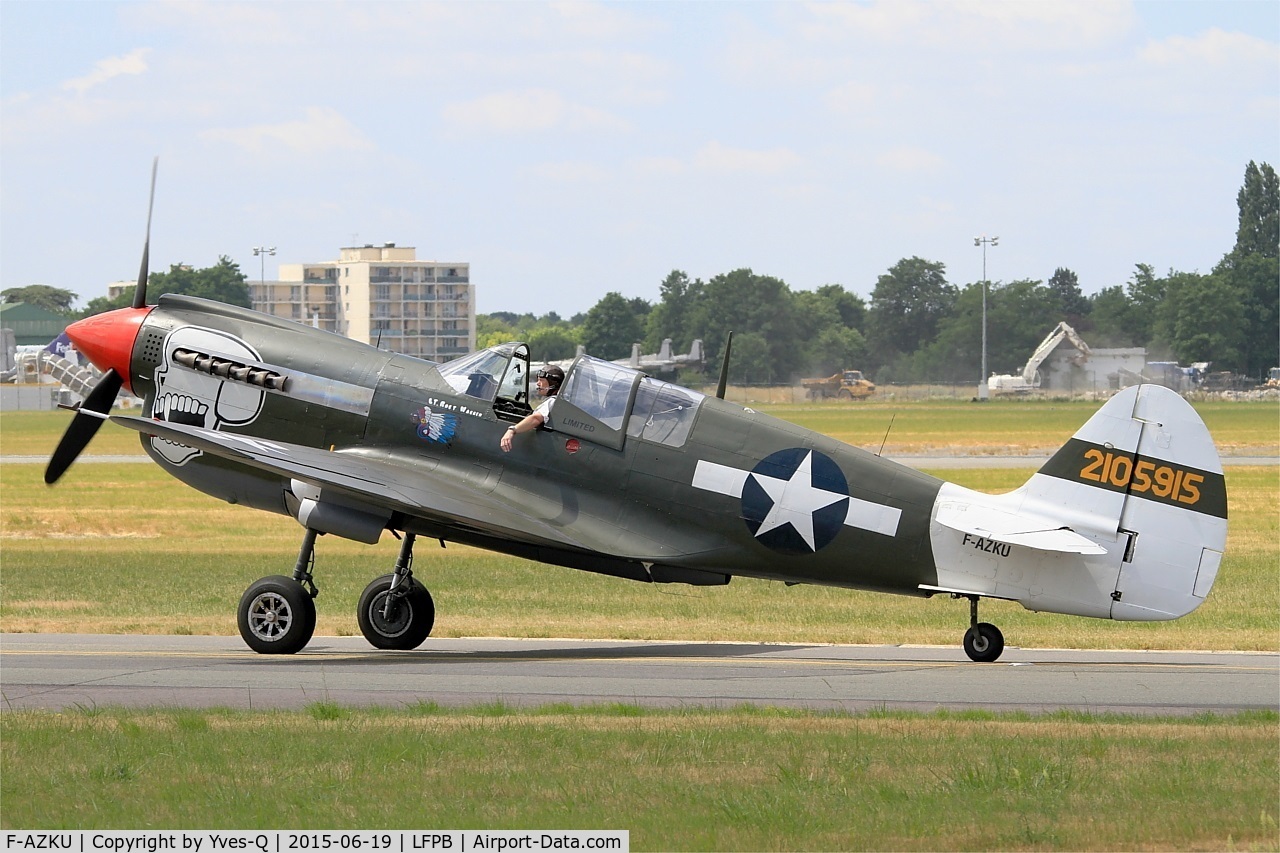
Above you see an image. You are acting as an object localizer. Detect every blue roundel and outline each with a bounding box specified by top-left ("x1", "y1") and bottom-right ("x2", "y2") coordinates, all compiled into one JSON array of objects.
[{"x1": 741, "y1": 448, "x2": 850, "y2": 555}]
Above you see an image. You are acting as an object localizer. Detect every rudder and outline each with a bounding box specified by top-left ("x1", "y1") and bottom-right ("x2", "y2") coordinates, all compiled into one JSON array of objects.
[{"x1": 1025, "y1": 384, "x2": 1228, "y2": 619}]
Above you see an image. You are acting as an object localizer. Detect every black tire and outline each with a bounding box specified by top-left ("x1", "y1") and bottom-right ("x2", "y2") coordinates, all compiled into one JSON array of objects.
[
  {"x1": 963, "y1": 622, "x2": 1005, "y2": 662},
  {"x1": 837, "y1": 389, "x2": 853, "y2": 400},
  {"x1": 357, "y1": 574, "x2": 435, "y2": 650},
  {"x1": 238, "y1": 575, "x2": 316, "y2": 655}
]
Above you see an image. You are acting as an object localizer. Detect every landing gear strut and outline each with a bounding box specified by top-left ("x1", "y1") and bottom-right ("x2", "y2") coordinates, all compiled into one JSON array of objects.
[
  {"x1": 236, "y1": 528, "x2": 437, "y2": 655},
  {"x1": 357, "y1": 532, "x2": 436, "y2": 650},
  {"x1": 237, "y1": 529, "x2": 320, "y2": 655},
  {"x1": 961, "y1": 595, "x2": 1005, "y2": 662}
]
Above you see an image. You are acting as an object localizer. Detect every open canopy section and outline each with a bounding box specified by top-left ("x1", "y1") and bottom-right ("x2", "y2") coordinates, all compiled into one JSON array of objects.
[{"x1": 436, "y1": 342, "x2": 531, "y2": 419}]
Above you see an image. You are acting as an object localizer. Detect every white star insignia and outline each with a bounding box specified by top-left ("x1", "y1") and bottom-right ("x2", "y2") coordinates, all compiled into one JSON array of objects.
[
  {"x1": 750, "y1": 451, "x2": 847, "y2": 551},
  {"x1": 692, "y1": 454, "x2": 902, "y2": 548}
]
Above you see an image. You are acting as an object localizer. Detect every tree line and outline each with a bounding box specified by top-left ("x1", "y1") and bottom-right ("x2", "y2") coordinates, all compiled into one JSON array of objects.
[
  {"x1": 482, "y1": 161, "x2": 1277, "y2": 383},
  {"x1": 8, "y1": 162, "x2": 1275, "y2": 382}
]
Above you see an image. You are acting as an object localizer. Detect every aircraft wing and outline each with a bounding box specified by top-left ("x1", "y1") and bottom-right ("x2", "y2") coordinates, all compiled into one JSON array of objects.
[
  {"x1": 935, "y1": 502, "x2": 1107, "y2": 555},
  {"x1": 110, "y1": 415, "x2": 592, "y2": 551}
]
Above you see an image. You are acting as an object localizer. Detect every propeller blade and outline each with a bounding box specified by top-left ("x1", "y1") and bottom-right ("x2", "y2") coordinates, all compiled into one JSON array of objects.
[
  {"x1": 45, "y1": 368, "x2": 123, "y2": 485},
  {"x1": 131, "y1": 157, "x2": 159, "y2": 310}
]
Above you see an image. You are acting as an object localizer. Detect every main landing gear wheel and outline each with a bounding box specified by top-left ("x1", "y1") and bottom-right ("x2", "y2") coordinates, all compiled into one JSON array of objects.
[
  {"x1": 357, "y1": 574, "x2": 435, "y2": 650},
  {"x1": 238, "y1": 575, "x2": 317, "y2": 655},
  {"x1": 963, "y1": 622, "x2": 1005, "y2": 663}
]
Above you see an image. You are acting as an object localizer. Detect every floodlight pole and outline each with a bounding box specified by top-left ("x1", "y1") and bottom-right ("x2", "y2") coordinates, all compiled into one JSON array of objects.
[
  {"x1": 974, "y1": 235, "x2": 998, "y2": 401},
  {"x1": 252, "y1": 246, "x2": 276, "y2": 293}
]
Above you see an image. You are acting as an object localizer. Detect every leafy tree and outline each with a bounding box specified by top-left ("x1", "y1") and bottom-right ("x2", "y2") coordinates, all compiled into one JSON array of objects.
[
  {"x1": 806, "y1": 326, "x2": 868, "y2": 377},
  {"x1": 793, "y1": 286, "x2": 868, "y2": 374},
  {"x1": 815, "y1": 284, "x2": 867, "y2": 331},
  {"x1": 527, "y1": 326, "x2": 579, "y2": 362},
  {"x1": 1216, "y1": 161, "x2": 1279, "y2": 376},
  {"x1": 1123, "y1": 263, "x2": 1163, "y2": 347},
  {"x1": 1164, "y1": 272, "x2": 1246, "y2": 367},
  {"x1": 486, "y1": 311, "x2": 523, "y2": 326},
  {"x1": 580, "y1": 291, "x2": 649, "y2": 360},
  {"x1": 1233, "y1": 161, "x2": 1279, "y2": 259},
  {"x1": 792, "y1": 290, "x2": 837, "y2": 350},
  {"x1": 477, "y1": 314, "x2": 519, "y2": 348},
  {"x1": 866, "y1": 258, "x2": 955, "y2": 371},
  {"x1": 985, "y1": 279, "x2": 1067, "y2": 374},
  {"x1": 1217, "y1": 251, "x2": 1279, "y2": 376},
  {"x1": 148, "y1": 256, "x2": 251, "y2": 307},
  {"x1": 917, "y1": 279, "x2": 1063, "y2": 383},
  {"x1": 1, "y1": 285, "x2": 79, "y2": 315},
  {"x1": 688, "y1": 269, "x2": 800, "y2": 379},
  {"x1": 915, "y1": 283, "x2": 985, "y2": 382},
  {"x1": 644, "y1": 270, "x2": 703, "y2": 353},
  {"x1": 84, "y1": 257, "x2": 251, "y2": 316},
  {"x1": 81, "y1": 291, "x2": 133, "y2": 316},
  {"x1": 1047, "y1": 267, "x2": 1089, "y2": 324},
  {"x1": 727, "y1": 332, "x2": 773, "y2": 384},
  {"x1": 1087, "y1": 285, "x2": 1139, "y2": 346}
]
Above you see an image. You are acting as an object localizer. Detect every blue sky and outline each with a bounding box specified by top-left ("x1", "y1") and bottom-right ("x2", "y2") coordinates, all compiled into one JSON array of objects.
[{"x1": 2, "y1": 1, "x2": 1276, "y2": 317}]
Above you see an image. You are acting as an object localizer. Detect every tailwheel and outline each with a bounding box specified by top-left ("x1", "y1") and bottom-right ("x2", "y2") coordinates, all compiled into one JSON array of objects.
[
  {"x1": 357, "y1": 575, "x2": 435, "y2": 650},
  {"x1": 963, "y1": 622, "x2": 1005, "y2": 662},
  {"x1": 238, "y1": 575, "x2": 317, "y2": 654},
  {"x1": 960, "y1": 594, "x2": 1005, "y2": 662}
]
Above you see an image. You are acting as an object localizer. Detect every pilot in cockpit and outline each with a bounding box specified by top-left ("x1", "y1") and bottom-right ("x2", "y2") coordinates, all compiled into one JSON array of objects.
[{"x1": 499, "y1": 365, "x2": 563, "y2": 452}]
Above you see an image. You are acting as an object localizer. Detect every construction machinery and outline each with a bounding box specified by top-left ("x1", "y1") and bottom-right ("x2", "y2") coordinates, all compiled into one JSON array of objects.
[
  {"x1": 987, "y1": 322, "x2": 1090, "y2": 395},
  {"x1": 801, "y1": 370, "x2": 876, "y2": 400}
]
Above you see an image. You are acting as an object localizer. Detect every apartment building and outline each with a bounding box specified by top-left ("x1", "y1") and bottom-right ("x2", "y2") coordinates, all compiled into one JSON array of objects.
[
  {"x1": 107, "y1": 244, "x2": 475, "y2": 362},
  {"x1": 256, "y1": 243, "x2": 475, "y2": 361}
]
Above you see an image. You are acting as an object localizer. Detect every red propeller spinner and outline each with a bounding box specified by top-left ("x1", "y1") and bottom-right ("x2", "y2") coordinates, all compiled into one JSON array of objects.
[{"x1": 65, "y1": 306, "x2": 152, "y2": 394}]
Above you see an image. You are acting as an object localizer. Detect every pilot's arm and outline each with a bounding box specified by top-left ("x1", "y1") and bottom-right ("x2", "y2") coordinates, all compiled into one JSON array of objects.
[
  {"x1": 499, "y1": 411, "x2": 546, "y2": 452},
  {"x1": 500, "y1": 369, "x2": 559, "y2": 453}
]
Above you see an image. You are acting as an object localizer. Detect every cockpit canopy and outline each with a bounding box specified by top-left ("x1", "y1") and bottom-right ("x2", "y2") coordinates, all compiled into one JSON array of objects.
[{"x1": 436, "y1": 342, "x2": 704, "y2": 450}]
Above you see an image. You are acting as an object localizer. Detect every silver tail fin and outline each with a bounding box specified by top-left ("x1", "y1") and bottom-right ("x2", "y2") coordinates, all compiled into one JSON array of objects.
[{"x1": 929, "y1": 384, "x2": 1227, "y2": 621}]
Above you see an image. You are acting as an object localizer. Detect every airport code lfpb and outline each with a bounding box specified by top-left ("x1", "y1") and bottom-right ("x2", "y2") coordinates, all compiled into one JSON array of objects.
[{"x1": 1, "y1": 833, "x2": 629, "y2": 853}]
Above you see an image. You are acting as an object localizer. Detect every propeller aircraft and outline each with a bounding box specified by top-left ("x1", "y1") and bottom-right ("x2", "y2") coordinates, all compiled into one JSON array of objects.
[{"x1": 47, "y1": 163, "x2": 1229, "y2": 661}]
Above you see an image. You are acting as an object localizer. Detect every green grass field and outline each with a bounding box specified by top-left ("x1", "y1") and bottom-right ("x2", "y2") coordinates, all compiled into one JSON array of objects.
[{"x1": 2, "y1": 705, "x2": 1277, "y2": 850}]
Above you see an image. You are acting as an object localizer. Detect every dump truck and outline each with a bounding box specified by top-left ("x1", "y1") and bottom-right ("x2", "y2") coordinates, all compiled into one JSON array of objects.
[{"x1": 801, "y1": 369, "x2": 876, "y2": 400}]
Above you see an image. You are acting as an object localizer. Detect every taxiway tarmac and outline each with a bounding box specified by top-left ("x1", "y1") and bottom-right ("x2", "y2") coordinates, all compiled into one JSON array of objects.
[{"x1": 2, "y1": 634, "x2": 1275, "y2": 715}]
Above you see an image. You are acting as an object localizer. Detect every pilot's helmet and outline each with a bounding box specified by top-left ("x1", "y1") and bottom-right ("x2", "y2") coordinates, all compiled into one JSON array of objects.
[{"x1": 536, "y1": 365, "x2": 564, "y2": 394}]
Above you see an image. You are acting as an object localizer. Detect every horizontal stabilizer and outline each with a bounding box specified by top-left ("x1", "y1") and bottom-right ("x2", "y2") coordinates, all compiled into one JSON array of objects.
[{"x1": 935, "y1": 503, "x2": 1107, "y2": 555}]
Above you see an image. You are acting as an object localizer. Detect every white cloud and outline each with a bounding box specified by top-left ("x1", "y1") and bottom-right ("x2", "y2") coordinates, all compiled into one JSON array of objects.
[
  {"x1": 1140, "y1": 28, "x2": 1280, "y2": 66},
  {"x1": 824, "y1": 81, "x2": 879, "y2": 115},
  {"x1": 550, "y1": 1, "x2": 667, "y2": 40},
  {"x1": 199, "y1": 107, "x2": 375, "y2": 156},
  {"x1": 695, "y1": 141, "x2": 802, "y2": 175},
  {"x1": 442, "y1": 89, "x2": 630, "y2": 134},
  {"x1": 633, "y1": 156, "x2": 685, "y2": 176},
  {"x1": 800, "y1": 0, "x2": 1135, "y2": 52},
  {"x1": 532, "y1": 161, "x2": 611, "y2": 183},
  {"x1": 876, "y1": 146, "x2": 945, "y2": 173},
  {"x1": 61, "y1": 49, "x2": 150, "y2": 96}
]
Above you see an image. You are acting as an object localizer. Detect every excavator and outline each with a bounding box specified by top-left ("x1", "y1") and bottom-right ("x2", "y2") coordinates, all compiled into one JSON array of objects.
[{"x1": 987, "y1": 322, "x2": 1090, "y2": 395}]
